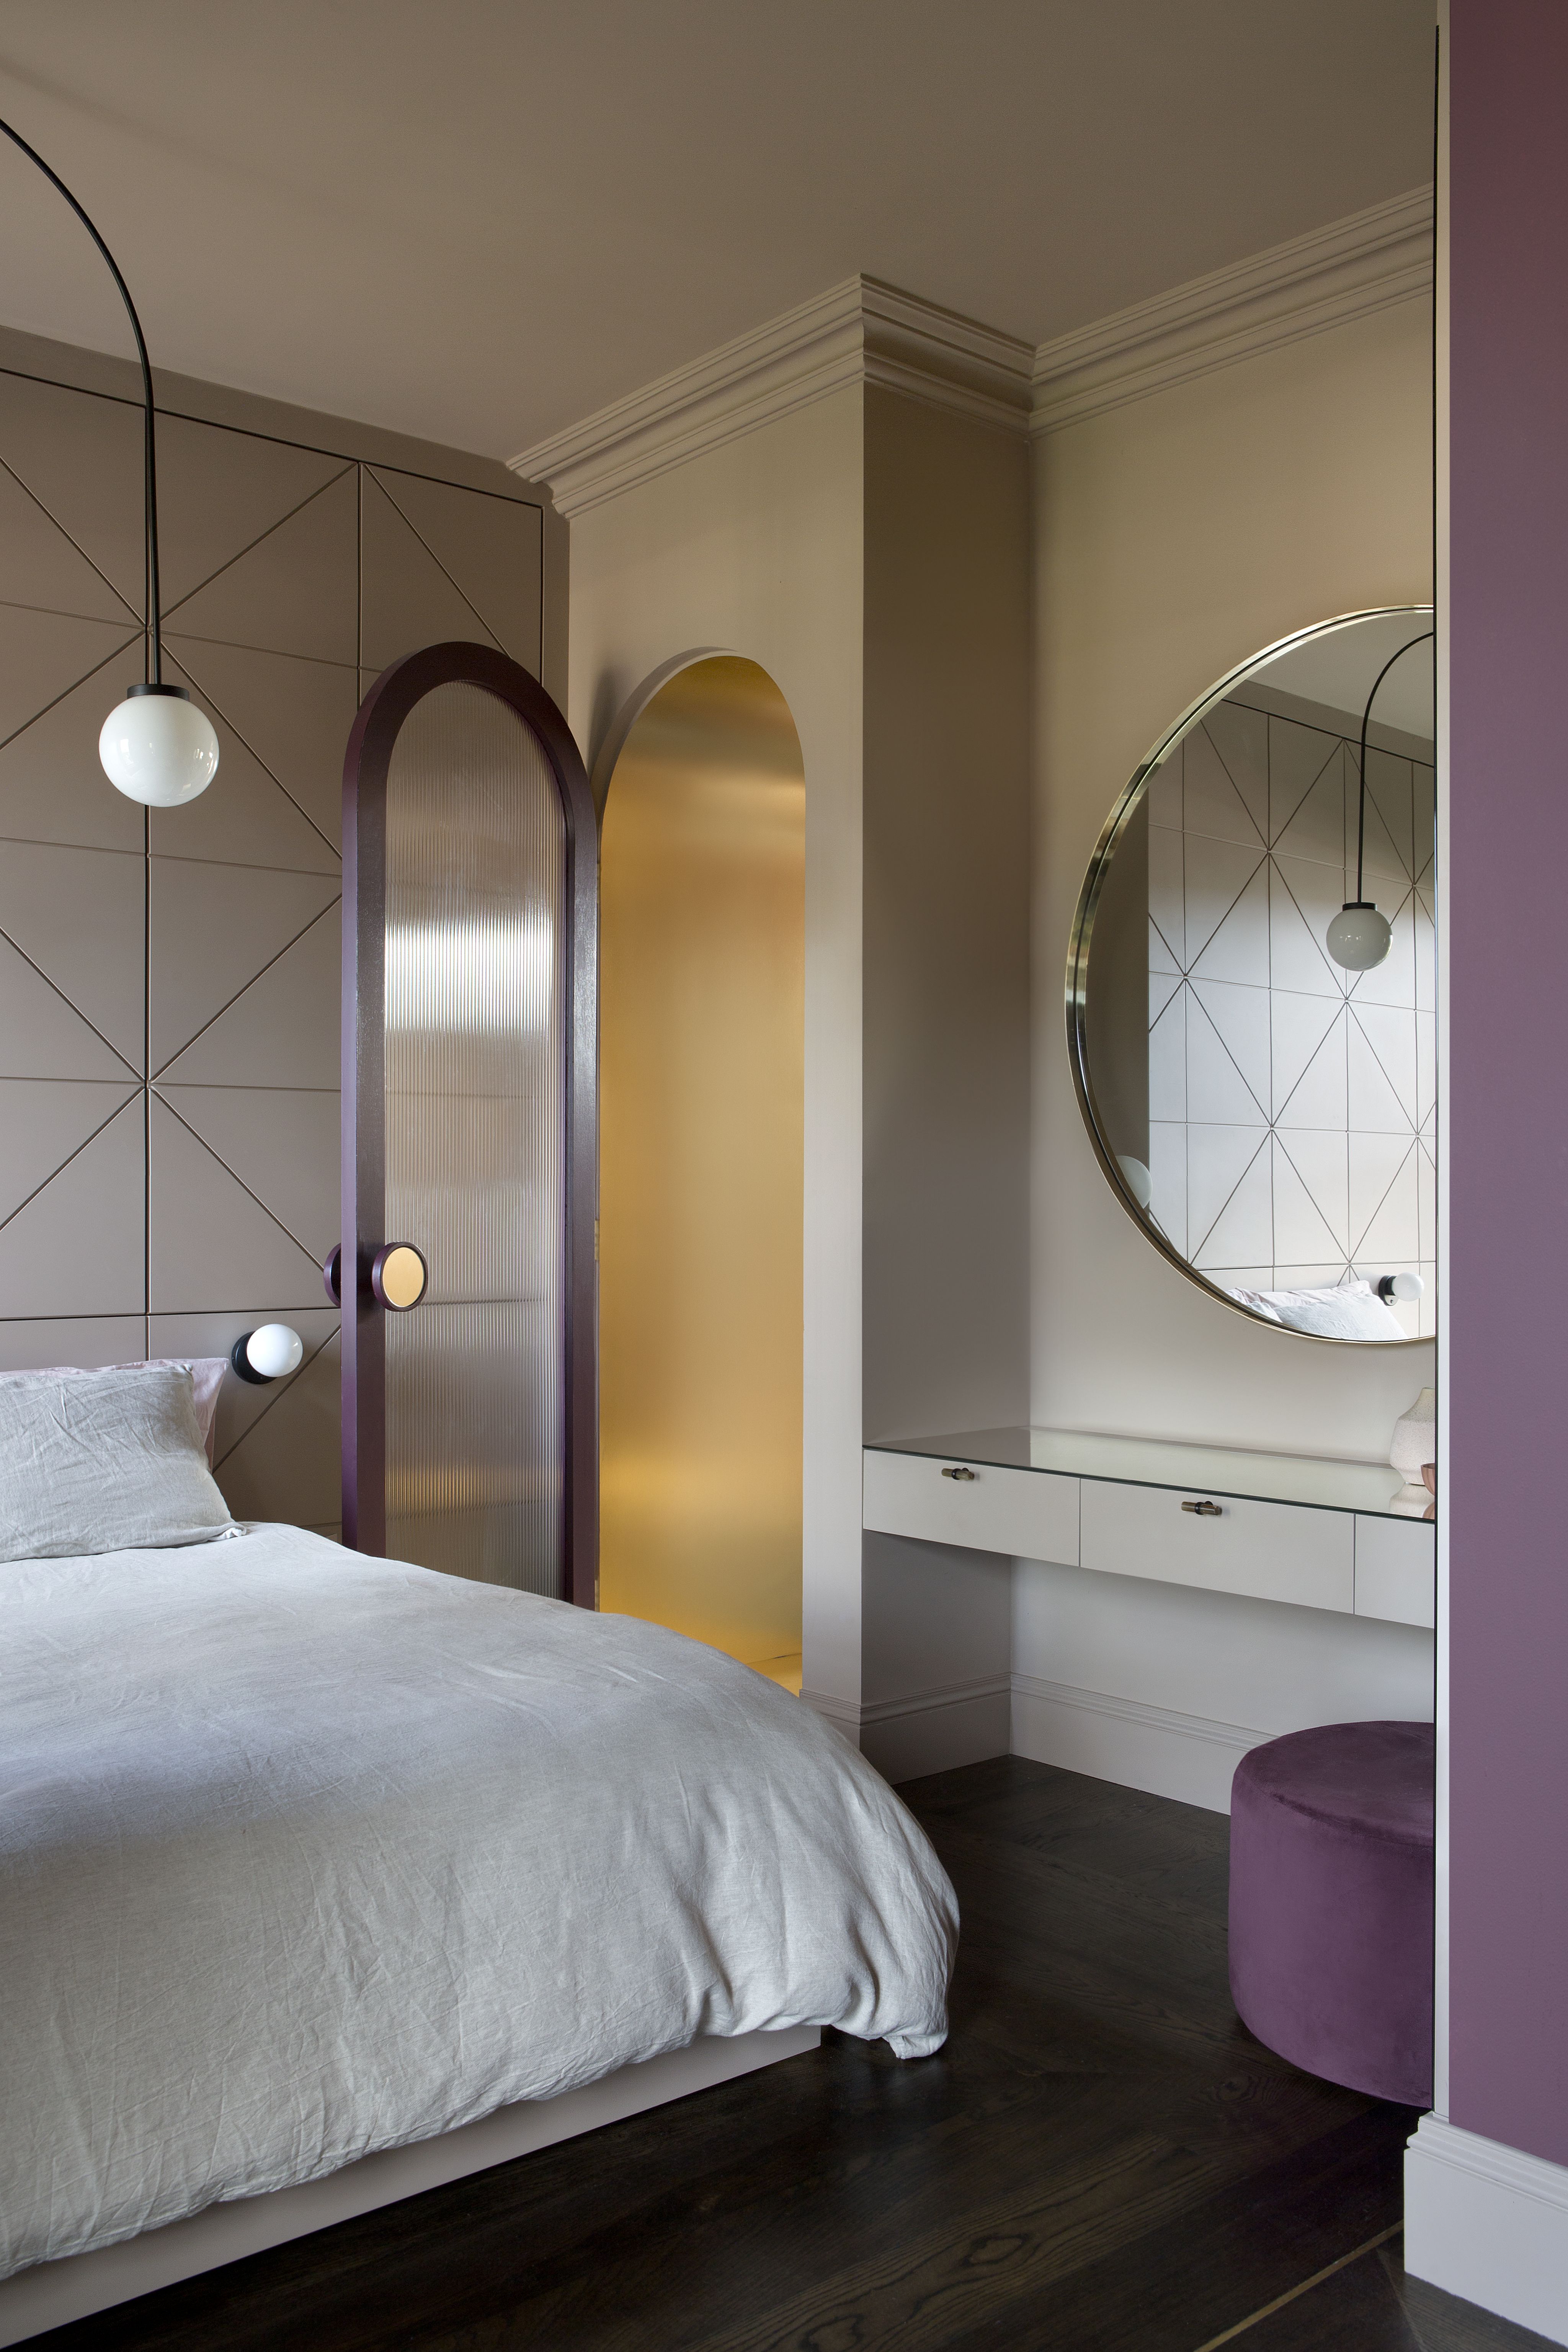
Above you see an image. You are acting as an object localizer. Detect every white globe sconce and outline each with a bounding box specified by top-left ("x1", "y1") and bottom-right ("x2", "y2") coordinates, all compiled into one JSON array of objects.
[
  {"x1": 230, "y1": 1325, "x2": 305, "y2": 1384},
  {"x1": 99, "y1": 684, "x2": 219, "y2": 807},
  {"x1": 1325, "y1": 901, "x2": 1393, "y2": 972}
]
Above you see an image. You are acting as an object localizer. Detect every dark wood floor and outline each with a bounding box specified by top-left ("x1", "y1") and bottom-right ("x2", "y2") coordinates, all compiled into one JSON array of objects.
[{"x1": 41, "y1": 1756, "x2": 1552, "y2": 2352}]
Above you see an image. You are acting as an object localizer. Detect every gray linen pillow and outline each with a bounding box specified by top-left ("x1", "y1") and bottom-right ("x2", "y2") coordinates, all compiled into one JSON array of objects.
[
  {"x1": 0, "y1": 1364, "x2": 237, "y2": 1562},
  {"x1": 10, "y1": 1357, "x2": 227, "y2": 1460}
]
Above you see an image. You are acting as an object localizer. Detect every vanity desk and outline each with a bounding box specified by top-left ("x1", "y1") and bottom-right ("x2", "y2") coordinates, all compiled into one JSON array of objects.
[{"x1": 863, "y1": 1428, "x2": 1435, "y2": 1630}]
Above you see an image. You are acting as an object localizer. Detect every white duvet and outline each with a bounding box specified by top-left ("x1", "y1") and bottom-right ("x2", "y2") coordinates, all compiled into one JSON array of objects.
[{"x1": 0, "y1": 1526, "x2": 956, "y2": 2278}]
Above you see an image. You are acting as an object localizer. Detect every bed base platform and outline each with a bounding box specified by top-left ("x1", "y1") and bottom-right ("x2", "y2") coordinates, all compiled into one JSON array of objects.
[{"x1": 0, "y1": 2025, "x2": 820, "y2": 2346}]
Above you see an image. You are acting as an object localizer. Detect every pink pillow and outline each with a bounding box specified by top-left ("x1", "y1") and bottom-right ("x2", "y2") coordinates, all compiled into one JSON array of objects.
[{"x1": 2, "y1": 1358, "x2": 228, "y2": 1463}]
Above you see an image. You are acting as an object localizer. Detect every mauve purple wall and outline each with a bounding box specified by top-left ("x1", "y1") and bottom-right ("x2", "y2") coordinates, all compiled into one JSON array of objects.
[{"x1": 1448, "y1": 0, "x2": 1568, "y2": 2165}]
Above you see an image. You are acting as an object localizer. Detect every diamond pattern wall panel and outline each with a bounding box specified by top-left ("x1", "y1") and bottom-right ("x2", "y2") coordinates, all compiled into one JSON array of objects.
[
  {"x1": 0, "y1": 459, "x2": 136, "y2": 624},
  {"x1": 360, "y1": 472, "x2": 504, "y2": 670},
  {"x1": 0, "y1": 653, "x2": 145, "y2": 852},
  {"x1": 0, "y1": 840, "x2": 145, "y2": 1068},
  {"x1": 154, "y1": 648, "x2": 340, "y2": 874},
  {"x1": 0, "y1": 1094, "x2": 145, "y2": 1317},
  {"x1": 156, "y1": 907, "x2": 341, "y2": 1089},
  {"x1": 0, "y1": 609, "x2": 143, "y2": 748},
  {"x1": 165, "y1": 466, "x2": 359, "y2": 664},
  {"x1": 160, "y1": 639, "x2": 360, "y2": 849},
  {"x1": 0, "y1": 1077, "x2": 139, "y2": 1222},
  {"x1": 367, "y1": 467, "x2": 543, "y2": 667},
  {"x1": 1147, "y1": 692, "x2": 1436, "y2": 1336},
  {"x1": 148, "y1": 860, "x2": 343, "y2": 1072},
  {"x1": 0, "y1": 358, "x2": 546, "y2": 1529}
]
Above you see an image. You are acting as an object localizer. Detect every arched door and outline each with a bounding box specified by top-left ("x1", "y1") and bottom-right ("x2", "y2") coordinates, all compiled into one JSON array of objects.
[{"x1": 341, "y1": 643, "x2": 597, "y2": 1603}]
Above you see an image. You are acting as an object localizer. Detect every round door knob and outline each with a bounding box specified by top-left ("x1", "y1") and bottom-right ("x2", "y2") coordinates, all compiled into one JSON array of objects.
[{"x1": 371, "y1": 1243, "x2": 428, "y2": 1311}]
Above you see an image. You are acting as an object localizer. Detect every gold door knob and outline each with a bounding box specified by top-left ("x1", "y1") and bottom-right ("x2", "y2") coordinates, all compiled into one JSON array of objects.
[{"x1": 371, "y1": 1243, "x2": 429, "y2": 1311}]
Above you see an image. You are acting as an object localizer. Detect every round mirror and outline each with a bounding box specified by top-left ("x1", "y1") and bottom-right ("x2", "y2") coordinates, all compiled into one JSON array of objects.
[{"x1": 1068, "y1": 607, "x2": 1435, "y2": 1344}]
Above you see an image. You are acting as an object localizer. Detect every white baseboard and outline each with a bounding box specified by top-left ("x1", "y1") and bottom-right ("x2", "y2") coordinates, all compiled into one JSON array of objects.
[
  {"x1": 800, "y1": 1685, "x2": 861, "y2": 1735},
  {"x1": 1010, "y1": 1673, "x2": 1263, "y2": 1813},
  {"x1": 860, "y1": 1677, "x2": 1011, "y2": 1784},
  {"x1": 1405, "y1": 2114, "x2": 1568, "y2": 2345},
  {"x1": 801, "y1": 1676, "x2": 1011, "y2": 1782},
  {"x1": 804, "y1": 1672, "x2": 1265, "y2": 1802},
  {"x1": 0, "y1": 2027, "x2": 820, "y2": 2349}
]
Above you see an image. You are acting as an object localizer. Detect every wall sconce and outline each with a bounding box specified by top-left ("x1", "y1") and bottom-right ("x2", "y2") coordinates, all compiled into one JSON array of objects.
[
  {"x1": 231, "y1": 1325, "x2": 305, "y2": 1384},
  {"x1": 1325, "y1": 629, "x2": 1434, "y2": 973},
  {"x1": 1376, "y1": 1272, "x2": 1424, "y2": 1306},
  {"x1": 0, "y1": 117, "x2": 219, "y2": 808}
]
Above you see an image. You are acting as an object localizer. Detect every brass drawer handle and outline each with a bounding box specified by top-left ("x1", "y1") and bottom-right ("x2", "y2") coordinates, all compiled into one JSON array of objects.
[
  {"x1": 941, "y1": 1466, "x2": 976, "y2": 1482},
  {"x1": 1182, "y1": 1498, "x2": 1222, "y2": 1517}
]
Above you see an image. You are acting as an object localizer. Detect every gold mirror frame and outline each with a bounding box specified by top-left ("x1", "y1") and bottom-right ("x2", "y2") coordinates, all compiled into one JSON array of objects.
[{"x1": 1065, "y1": 604, "x2": 1435, "y2": 1346}]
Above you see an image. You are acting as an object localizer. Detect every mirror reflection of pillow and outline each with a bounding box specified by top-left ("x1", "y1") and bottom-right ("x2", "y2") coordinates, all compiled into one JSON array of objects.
[{"x1": 1225, "y1": 1280, "x2": 1407, "y2": 1341}]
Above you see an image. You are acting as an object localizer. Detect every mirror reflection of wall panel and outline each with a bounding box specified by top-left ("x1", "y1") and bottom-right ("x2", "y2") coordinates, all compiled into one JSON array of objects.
[
  {"x1": 599, "y1": 657, "x2": 804, "y2": 1684},
  {"x1": 343, "y1": 644, "x2": 598, "y2": 1601},
  {"x1": 1070, "y1": 606, "x2": 1435, "y2": 1346}
]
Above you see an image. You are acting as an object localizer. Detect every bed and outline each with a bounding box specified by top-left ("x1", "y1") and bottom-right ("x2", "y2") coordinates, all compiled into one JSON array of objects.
[{"x1": 0, "y1": 1445, "x2": 956, "y2": 2336}]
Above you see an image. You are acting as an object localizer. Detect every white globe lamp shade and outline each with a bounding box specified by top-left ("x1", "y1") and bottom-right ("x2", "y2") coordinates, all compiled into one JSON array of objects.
[
  {"x1": 1116, "y1": 1153, "x2": 1153, "y2": 1210},
  {"x1": 232, "y1": 1323, "x2": 304, "y2": 1383},
  {"x1": 99, "y1": 683, "x2": 219, "y2": 807},
  {"x1": 1325, "y1": 901, "x2": 1392, "y2": 971}
]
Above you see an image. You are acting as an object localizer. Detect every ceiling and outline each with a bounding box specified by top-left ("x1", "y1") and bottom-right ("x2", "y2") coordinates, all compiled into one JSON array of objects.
[{"x1": 0, "y1": 2, "x2": 1434, "y2": 461}]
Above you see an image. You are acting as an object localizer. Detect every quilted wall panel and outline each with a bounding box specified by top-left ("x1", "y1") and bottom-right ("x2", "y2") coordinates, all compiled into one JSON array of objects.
[
  {"x1": 1145, "y1": 690, "x2": 1436, "y2": 1337},
  {"x1": 0, "y1": 363, "x2": 544, "y2": 1537}
]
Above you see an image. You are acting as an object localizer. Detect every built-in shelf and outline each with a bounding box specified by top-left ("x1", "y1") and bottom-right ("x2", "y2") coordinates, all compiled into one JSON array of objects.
[{"x1": 862, "y1": 1426, "x2": 1435, "y2": 1629}]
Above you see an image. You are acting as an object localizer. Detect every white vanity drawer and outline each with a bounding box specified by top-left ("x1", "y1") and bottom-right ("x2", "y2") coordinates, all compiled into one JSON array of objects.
[
  {"x1": 1354, "y1": 1515, "x2": 1436, "y2": 1628},
  {"x1": 862, "y1": 1448, "x2": 1079, "y2": 1565},
  {"x1": 1079, "y1": 1479, "x2": 1354, "y2": 1612}
]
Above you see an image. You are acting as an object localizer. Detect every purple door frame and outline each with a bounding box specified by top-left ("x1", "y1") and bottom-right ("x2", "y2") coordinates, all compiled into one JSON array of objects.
[
  {"x1": 340, "y1": 642, "x2": 599, "y2": 1609},
  {"x1": 1447, "y1": 0, "x2": 1568, "y2": 2166}
]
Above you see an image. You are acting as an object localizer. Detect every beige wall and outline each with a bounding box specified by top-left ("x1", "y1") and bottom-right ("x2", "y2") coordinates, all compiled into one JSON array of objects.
[
  {"x1": 565, "y1": 390, "x2": 867, "y2": 1708},
  {"x1": 567, "y1": 382, "x2": 1034, "y2": 1730},
  {"x1": 1018, "y1": 297, "x2": 1437, "y2": 1806},
  {"x1": 862, "y1": 387, "x2": 1032, "y2": 1441},
  {"x1": 1033, "y1": 296, "x2": 1436, "y2": 1458},
  {"x1": 0, "y1": 324, "x2": 549, "y2": 1534}
]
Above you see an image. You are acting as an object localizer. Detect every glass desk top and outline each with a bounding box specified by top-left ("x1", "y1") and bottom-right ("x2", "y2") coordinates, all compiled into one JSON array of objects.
[{"x1": 866, "y1": 1426, "x2": 1434, "y2": 1522}]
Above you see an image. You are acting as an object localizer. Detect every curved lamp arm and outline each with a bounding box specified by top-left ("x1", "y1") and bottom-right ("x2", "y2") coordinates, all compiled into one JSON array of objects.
[
  {"x1": 1326, "y1": 626, "x2": 1435, "y2": 971},
  {"x1": 0, "y1": 117, "x2": 218, "y2": 805},
  {"x1": 1353, "y1": 629, "x2": 1434, "y2": 904},
  {"x1": 0, "y1": 114, "x2": 163, "y2": 684}
]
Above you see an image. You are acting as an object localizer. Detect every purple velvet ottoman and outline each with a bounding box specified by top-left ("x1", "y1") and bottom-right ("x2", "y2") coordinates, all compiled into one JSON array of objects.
[{"x1": 1229, "y1": 1721, "x2": 1434, "y2": 2105}]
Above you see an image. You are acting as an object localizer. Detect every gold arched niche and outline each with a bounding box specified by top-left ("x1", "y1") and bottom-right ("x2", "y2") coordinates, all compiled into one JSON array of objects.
[{"x1": 597, "y1": 655, "x2": 804, "y2": 1686}]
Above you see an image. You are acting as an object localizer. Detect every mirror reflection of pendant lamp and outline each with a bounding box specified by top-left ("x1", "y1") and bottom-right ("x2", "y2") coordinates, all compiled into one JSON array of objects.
[
  {"x1": 0, "y1": 118, "x2": 219, "y2": 807},
  {"x1": 1325, "y1": 630, "x2": 1434, "y2": 971}
]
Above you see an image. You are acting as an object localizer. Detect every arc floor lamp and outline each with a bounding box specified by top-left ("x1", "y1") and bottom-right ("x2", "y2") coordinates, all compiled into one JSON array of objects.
[
  {"x1": 1325, "y1": 629, "x2": 1435, "y2": 972},
  {"x1": 0, "y1": 114, "x2": 219, "y2": 807}
]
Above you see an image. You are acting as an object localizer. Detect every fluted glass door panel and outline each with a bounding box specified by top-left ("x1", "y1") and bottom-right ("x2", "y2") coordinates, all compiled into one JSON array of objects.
[{"x1": 382, "y1": 681, "x2": 565, "y2": 1592}]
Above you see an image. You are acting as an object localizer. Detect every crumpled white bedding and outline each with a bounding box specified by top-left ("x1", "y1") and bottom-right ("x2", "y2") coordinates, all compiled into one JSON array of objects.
[{"x1": 0, "y1": 1526, "x2": 957, "y2": 2279}]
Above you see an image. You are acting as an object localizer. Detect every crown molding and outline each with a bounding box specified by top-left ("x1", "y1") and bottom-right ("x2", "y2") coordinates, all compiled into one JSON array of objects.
[
  {"x1": 1031, "y1": 185, "x2": 1434, "y2": 436},
  {"x1": 510, "y1": 277, "x2": 1033, "y2": 518},
  {"x1": 513, "y1": 189, "x2": 1433, "y2": 514}
]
